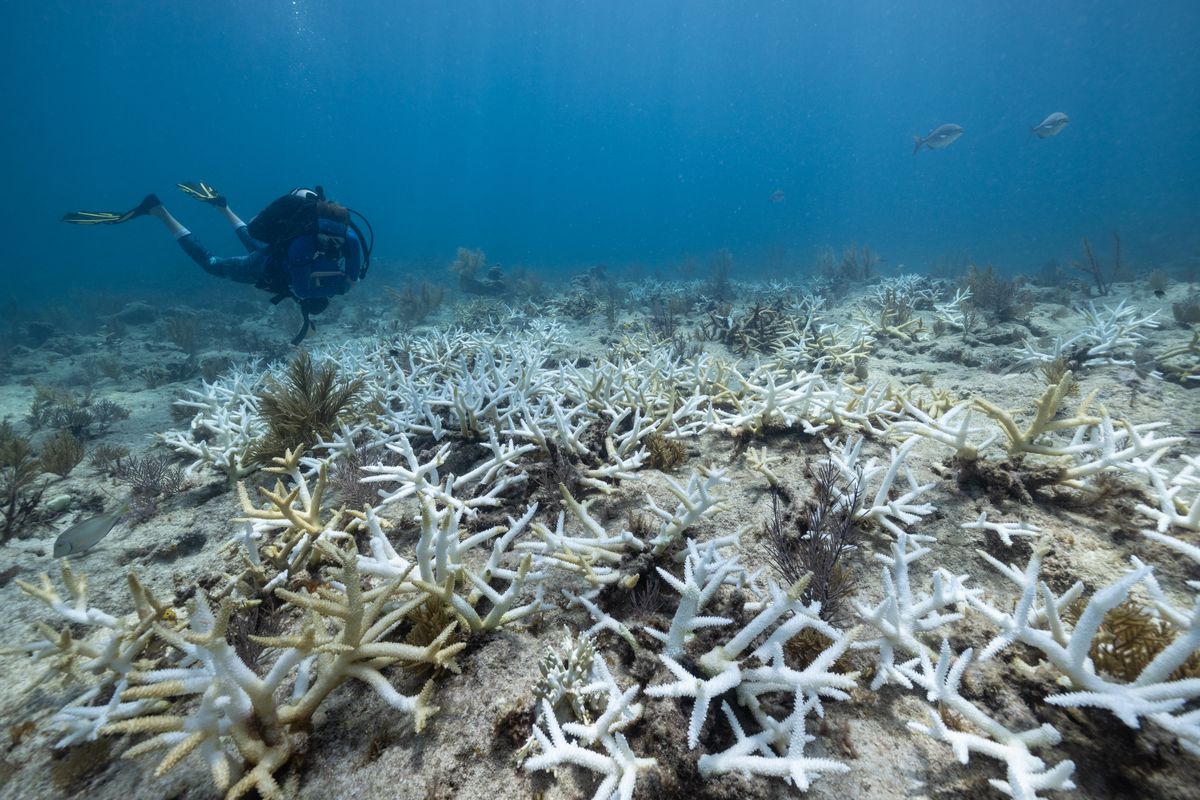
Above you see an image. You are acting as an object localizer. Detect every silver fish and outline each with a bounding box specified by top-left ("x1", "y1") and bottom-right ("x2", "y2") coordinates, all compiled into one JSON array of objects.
[
  {"x1": 913, "y1": 124, "x2": 964, "y2": 153},
  {"x1": 53, "y1": 508, "x2": 125, "y2": 557},
  {"x1": 1031, "y1": 112, "x2": 1070, "y2": 139}
]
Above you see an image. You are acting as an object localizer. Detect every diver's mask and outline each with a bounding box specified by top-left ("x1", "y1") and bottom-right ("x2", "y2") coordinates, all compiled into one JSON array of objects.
[{"x1": 290, "y1": 185, "x2": 326, "y2": 201}]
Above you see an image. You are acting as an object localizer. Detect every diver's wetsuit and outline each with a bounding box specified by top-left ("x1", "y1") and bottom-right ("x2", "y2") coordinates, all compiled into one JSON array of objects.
[{"x1": 176, "y1": 226, "x2": 273, "y2": 284}]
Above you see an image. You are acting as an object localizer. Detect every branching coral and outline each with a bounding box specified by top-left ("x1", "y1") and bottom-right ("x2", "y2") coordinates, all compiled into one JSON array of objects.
[
  {"x1": 162, "y1": 367, "x2": 267, "y2": 480},
  {"x1": 524, "y1": 640, "x2": 653, "y2": 800},
  {"x1": 11, "y1": 299, "x2": 1199, "y2": 799},
  {"x1": 855, "y1": 284, "x2": 925, "y2": 342},
  {"x1": 644, "y1": 546, "x2": 859, "y2": 790},
  {"x1": 974, "y1": 373, "x2": 1099, "y2": 458},
  {"x1": 1014, "y1": 300, "x2": 1160, "y2": 373},
  {"x1": 853, "y1": 531, "x2": 977, "y2": 690},
  {"x1": 644, "y1": 467, "x2": 730, "y2": 555},
  {"x1": 970, "y1": 537, "x2": 1200, "y2": 753},
  {"x1": 11, "y1": 533, "x2": 463, "y2": 799},
  {"x1": 1136, "y1": 454, "x2": 1200, "y2": 532},
  {"x1": 1156, "y1": 331, "x2": 1200, "y2": 384},
  {"x1": 702, "y1": 302, "x2": 795, "y2": 356},
  {"x1": 825, "y1": 436, "x2": 936, "y2": 538},
  {"x1": 904, "y1": 641, "x2": 1077, "y2": 800}
]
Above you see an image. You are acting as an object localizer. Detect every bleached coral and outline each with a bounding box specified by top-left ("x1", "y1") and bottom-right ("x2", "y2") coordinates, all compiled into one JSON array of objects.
[
  {"x1": 161, "y1": 369, "x2": 265, "y2": 479},
  {"x1": 643, "y1": 538, "x2": 743, "y2": 659},
  {"x1": 645, "y1": 467, "x2": 730, "y2": 555},
  {"x1": 891, "y1": 399, "x2": 998, "y2": 461},
  {"x1": 853, "y1": 531, "x2": 976, "y2": 689},
  {"x1": 1136, "y1": 453, "x2": 1200, "y2": 532},
  {"x1": 522, "y1": 487, "x2": 645, "y2": 586},
  {"x1": 962, "y1": 511, "x2": 1041, "y2": 547},
  {"x1": 409, "y1": 493, "x2": 545, "y2": 632},
  {"x1": 524, "y1": 696, "x2": 655, "y2": 800},
  {"x1": 645, "y1": 569, "x2": 858, "y2": 790},
  {"x1": 12, "y1": 546, "x2": 464, "y2": 799},
  {"x1": 1014, "y1": 300, "x2": 1160, "y2": 372},
  {"x1": 524, "y1": 640, "x2": 653, "y2": 800},
  {"x1": 933, "y1": 287, "x2": 973, "y2": 330},
  {"x1": 825, "y1": 436, "x2": 935, "y2": 538},
  {"x1": 971, "y1": 538, "x2": 1200, "y2": 753},
  {"x1": 904, "y1": 641, "x2": 1077, "y2": 800},
  {"x1": 13, "y1": 295, "x2": 1199, "y2": 800},
  {"x1": 697, "y1": 695, "x2": 849, "y2": 790}
]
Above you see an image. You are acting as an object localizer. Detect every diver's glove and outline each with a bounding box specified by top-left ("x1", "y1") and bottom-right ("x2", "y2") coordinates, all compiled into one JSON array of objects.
[{"x1": 176, "y1": 181, "x2": 227, "y2": 208}]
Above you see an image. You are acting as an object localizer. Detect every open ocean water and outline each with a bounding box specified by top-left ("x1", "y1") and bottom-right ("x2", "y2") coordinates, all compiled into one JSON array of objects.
[{"x1": 4, "y1": 0, "x2": 1199, "y2": 305}]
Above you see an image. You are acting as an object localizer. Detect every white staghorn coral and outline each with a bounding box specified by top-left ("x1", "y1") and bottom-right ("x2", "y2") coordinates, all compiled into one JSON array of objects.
[
  {"x1": 361, "y1": 433, "x2": 451, "y2": 505},
  {"x1": 1013, "y1": 300, "x2": 1159, "y2": 372},
  {"x1": 697, "y1": 695, "x2": 849, "y2": 790},
  {"x1": 644, "y1": 571, "x2": 857, "y2": 790},
  {"x1": 971, "y1": 538, "x2": 1200, "y2": 751},
  {"x1": 161, "y1": 369, "x2": 265, "y2": 479},
  {"x1": 853, "y1": 531, "x2": 976, "y2": 690},
  {"x1": 524, "y1": 642, "x2": 653, "y2": 800},
  {"x1": 521, "y1": 486, "x2": 645, "y2": 586},
  {"x1": 645, "y1": 467, "x2": 730, "y2": 554},
  {"x1": 1057, "y1": 413, "x2": 1183, "y2": 488},
  {"x1": 712, "y1": 366, "x2": 833, "y2": 435},
  {"x1": 962, "y1": 511, "x2": 1041, "y2": 547},
  {"x1": 825, "y1": 436, "x2": 935, "y2": 538},
  {"x1": 891, "y1": 399, "x2": 998, "y2": 461},
  {"x1": 524, "y1": 697, "x2": 656, "y2": 800},
  {"x1": 903, "y1": 641, "x2": 1076, "y2": 800},
  {"x1": 932, "y1": 287, "x2": 973, "y2": 330},
  {"x1": 645, "y1": 549, "x2": 849, "y2": 707},
  {"x1": 409, "y1": 492, "x2": 545, "y2": 631},
  {"x1": 1136, "y1": 453, "x2": 1200, "y2": 532}
]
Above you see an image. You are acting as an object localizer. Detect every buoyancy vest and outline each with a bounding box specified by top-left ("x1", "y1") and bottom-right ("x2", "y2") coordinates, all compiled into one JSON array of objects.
[{"x1": 248, "y1": 187, "x2": 374, "y2": 343}]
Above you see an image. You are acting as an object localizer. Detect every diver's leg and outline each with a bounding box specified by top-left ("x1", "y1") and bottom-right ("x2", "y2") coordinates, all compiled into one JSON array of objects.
[
  {"x1": 213, "y1": 204, "x2": 262, "y2": 253},
  {"x1": 147, "y1": 204, "x2": 189, "y2": 237},
  {"x1": 233, "y1": 220, "x2": 262, "y2": 253},
  {"x1": 234, "y1": 226, "x2": 260, "y2": 252},
  {"x1": 172, "y1": 225, "x2": 268, "y2": 284},
  {"x1": 218, "y1": 205, "x2": 247, "y2": 229},
  {"x1": 152, "y1": 202, "x2": 264, "y2": 280}
]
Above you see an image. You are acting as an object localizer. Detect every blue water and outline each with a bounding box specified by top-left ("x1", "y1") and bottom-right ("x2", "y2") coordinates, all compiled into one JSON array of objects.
[{"x1": 5, "y1": 1, "x2": 1199, "y2": 306}]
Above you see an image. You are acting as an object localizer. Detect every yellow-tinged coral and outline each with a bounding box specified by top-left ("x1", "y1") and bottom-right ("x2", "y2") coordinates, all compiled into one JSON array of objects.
[
  {"x1": 974, "y1": 371, "x2": 1100, "y2": 456},
  {"x1": 105, "y1": 545, "x2": 459, "y2": 798}
]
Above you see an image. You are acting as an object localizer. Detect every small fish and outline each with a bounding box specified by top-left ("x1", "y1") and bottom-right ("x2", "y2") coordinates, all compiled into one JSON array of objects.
[
  {"x1": 913, "y1": 124, "x2": 964, "y2": 154},
  {"x1": 769, "y1": 189, "x2": 785, "y2": 203},
  {"x1": 53, "y1": 507, "x2": 126, "y2": 558},
  {"x1": 1031, "y1": 112, "x2": 1070, "y2": 139}
]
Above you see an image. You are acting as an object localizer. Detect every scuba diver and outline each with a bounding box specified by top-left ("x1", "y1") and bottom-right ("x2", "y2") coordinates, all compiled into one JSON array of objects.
[{"x1": 62, "y1": 183, "x2": 374, "y2": 343}]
